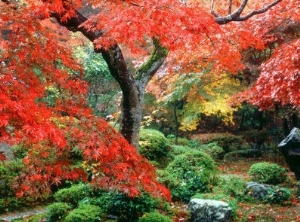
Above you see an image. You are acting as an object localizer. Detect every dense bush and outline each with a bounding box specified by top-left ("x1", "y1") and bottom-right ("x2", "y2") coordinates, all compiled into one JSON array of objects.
[
  {"x1": 199, "y1": 134, "x2": 244, "y2": 153},
  {"x1": 192, "y1": 193, "x2": 237, "y2": 218},
  {"x1": 81, "y1": 191, "x2": 165, "y2": 222},
  {"x1": 138, "y1": 212, "x2": 172, "y2": 222},
  {"x1": 54, "y1": 183, "x2": 93, "y2": 207},
  {"x1": 248, "y1": 162, "x2": 287, "y2": 184},
  {"x1": 169, "y1": 145, "x2": 193, "y2": 156},
  {"x1": 198, "y1": 142, "x2": 225, "y2": 159},
  {"x1": 65, "y1": 204, "x2": 102, "y2": 222},
  {"x1": 46, "y1": 202, "x2": 72, "y2": 222},
  {"x1": 0, "y1": 197, "x2": 24, "y2": 214},
  {"x1": 224, "y1": 149, "x2": 262, "y2": 161},
  {"x1": 138, "y1": 129, "x2": 170, "y2": 162},
  {"x1": 0, "y1": 159, "x2": 24, "y2": 197},
  {"x1": 162, "y1": 151, "x2": 216, "y2": 202},
  {"x1": 264, "y1": 187, "x2": 291, "y2": 204},
  {"x1": 214, "y1": 176, "x2": 246, "y2": 199}
]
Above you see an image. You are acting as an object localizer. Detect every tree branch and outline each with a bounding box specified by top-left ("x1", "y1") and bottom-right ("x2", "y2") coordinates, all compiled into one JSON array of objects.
[
  {"x1": 136, "y1": 39, "x2": 168, "y2": 89},
  {"x1": 212, "y1": 0, "x2": 282, "y2": 25}
]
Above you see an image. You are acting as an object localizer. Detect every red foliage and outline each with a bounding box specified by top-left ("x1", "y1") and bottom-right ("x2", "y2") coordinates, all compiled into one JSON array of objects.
[{"x1": 0, "y1": 2, "x2": 170, "y2": 200}]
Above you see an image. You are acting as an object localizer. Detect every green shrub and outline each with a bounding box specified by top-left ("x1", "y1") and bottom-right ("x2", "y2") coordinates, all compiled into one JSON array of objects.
[
  {"x1": 0, "y1": 159, "x2": 24, "y2": 197},
  {"x1": 54, "y1": 183, "x2": 93, "y2": 207},
  {"x1": 0, "y1": 197, "x2": 24, "y2": 214},
  {"x1": 201, "y1": 134, "x2": 244, "y2": 153},
  {"x1": 138, "y1": 212, "x2": 172, "y2": 222},
  {"x1": 167, "y1": 136, "x2": 199, "y2": 148},
  {"x1": 224, "y1": 149, "x2": 262, "y2": 161},
  {"x1": 198, "y1": 142, "x2": 225, "y2": 159},
  {"x1": 138, "y1": 129, "x2": 169, "y2": 162},
  {"x1": 169, "y1": 145, "x2": 193, "y2": 156},
  {"x1": 264, "y1": 187, "x2": 291, "y2": 204},
  {"x1": 214, "y1": 176, "x2": 246, "y2": 198},
  {"x1": 248, "y1": 162, "x2": 287, "y2": 184},
  {"x1": 65, "y1": 204, "x2": 102, "y2": 222},
  {"x1": 163, "y1": 151, "x2": 216, "y2": 203},
  {"x1": 81, "y1": 191, "x2": 164, "y2": 222},
  {"x1": 46, "y1": 202, "x2": 72, "y2": 222},
  {"x1": 192, "y1": 193, "x2": 237, "y2": 218}
]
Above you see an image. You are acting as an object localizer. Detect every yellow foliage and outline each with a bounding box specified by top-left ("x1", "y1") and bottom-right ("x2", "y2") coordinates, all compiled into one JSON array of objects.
[{"x1": 180, "y1": 72, "x2": 245, "y2": 131}]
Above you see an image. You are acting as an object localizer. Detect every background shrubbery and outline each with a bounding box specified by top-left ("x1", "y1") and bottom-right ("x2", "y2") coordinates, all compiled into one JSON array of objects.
[{"x1": 248, "y1": 162, "x2": 287, "y2": 184}]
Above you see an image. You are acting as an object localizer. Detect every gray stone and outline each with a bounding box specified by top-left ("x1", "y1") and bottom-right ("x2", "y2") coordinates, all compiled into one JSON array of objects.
[
  {"x1": 278, "y1": 127, "x2": 300, "y2": 180},
  {"x1": 188, "y1": 199, "x2": 233, "y2": 222},
  {"x1": 0, "y1": 142, "x2": 14, "y2": 161},
  {"x1": 245, "y1": 182, "x2": 271, "y2": 200}
]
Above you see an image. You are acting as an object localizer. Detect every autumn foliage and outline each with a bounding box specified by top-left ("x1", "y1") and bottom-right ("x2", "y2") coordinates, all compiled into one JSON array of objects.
[
  {"x1": 0, "y1": 0, "x2": 299, "y2": 202},
  {"x1": 0, "y1": 2, "x2": 170, "y2": 200}
]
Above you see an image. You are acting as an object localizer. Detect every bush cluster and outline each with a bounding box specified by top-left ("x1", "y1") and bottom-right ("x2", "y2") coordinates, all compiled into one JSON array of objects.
[
  {"x1": 200, "y1": 134, "x2": 244, "y2": 153},
  {"x1": 46, "y1": 202, "x2": 72, "y2": 222},
  {"x1": 161, "y1": 150, "x2": 216, "y2": 202},
  {"x1": 138, "y1": 129, "x2": 170, "y2": 163},
  {"x1": 51, "y1": 183, "x2": 167, "y2": 222},
  {"x1": 54, "y1": 183, "x2": 93, "y2": 207},
  {"x1": 138, "y1": 212, "x2": 172, "y2": 222},
  {"x1": 224, "y1": 149, "x2": 262, "y2": 161},
  {"x1": 248, "y1": 162, "x2": 287, "y2": 184},
  {"x1": 264, "y1": 187, "x2": 291, "y2": 204},
  {"x1": 64, "y1": 204, "x2": 103, "y2": 222},
  {"x1": 198, "y1": 142, "x2": 225, "y2": 159}
]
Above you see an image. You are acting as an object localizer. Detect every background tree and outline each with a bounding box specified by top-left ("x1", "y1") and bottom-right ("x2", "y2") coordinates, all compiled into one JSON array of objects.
[{"x1": 231, "y1": 1, "x2": 300, "y2": 134}]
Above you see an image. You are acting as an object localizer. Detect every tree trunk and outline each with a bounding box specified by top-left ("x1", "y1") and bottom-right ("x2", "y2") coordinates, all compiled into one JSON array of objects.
[{"x1": 51, "y1": 10, "x2": 167, "y2": 148}]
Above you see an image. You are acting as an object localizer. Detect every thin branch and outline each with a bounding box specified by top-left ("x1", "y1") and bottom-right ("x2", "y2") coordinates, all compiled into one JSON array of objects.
[
  {"x1": 228, "y1": 0, "x2": 232, "y2": 14},
  {"x1": 214, "y1": 0, "x2": 282, "y2": 25},
  {"x1": 238, "y1": 0, "x2": 282, "y2": 21},
  {"x1": 210, "y1": 0, "x2": 219, "y2": 17}
]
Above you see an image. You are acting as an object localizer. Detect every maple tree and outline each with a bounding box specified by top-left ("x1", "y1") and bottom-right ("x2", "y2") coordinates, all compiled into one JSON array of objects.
[
  {"x1": 0, "y1": 1, "x2": 169, "y2": 199},
  {"x1": 42, "y1": 0, "x2": 281, "y2": 147},
  {"x1": 0, "y1": 0, "x2": 289, "y2": 200},
  {"x1": 230, "y1": 1, "x2": 300, "y2": 126}
]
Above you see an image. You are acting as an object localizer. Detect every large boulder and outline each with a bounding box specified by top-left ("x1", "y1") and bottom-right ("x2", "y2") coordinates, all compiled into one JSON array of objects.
[
  {"x1": 188, "y1": 199, "x2": 233, "y2": 222},
  {"x1": 278, "y1": 127, "x2": 300, "y2": 180}
]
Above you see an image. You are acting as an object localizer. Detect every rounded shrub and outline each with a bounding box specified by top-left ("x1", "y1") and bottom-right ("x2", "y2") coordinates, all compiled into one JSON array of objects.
[
  {"x1": 138, "y1": 129, "x2": 169, "y2": 162},
  {"x1": 83, "y1": 191, "x2": 165, "y2": 222},
  {"x1": 264, "y1": 187, "x2": 291, "y2": 204},
  {"x1": 214, "y1": 176, "x2": 247, "y2": 199},
  {"x1": 198, "y1": 142, "x2": 225, "y2": 159},
  {"x1": 64, "y1": 204, "x2": 102, "y2": 222},
  {"x1": 163, "y1": 151, "x2": 216, "y2": 202},
  {"x1": 54, "y1": 183, "x2": 93, "y2": 207},
  {"x1": 138, "y1": 212, "x2": 172, "y2": 222},
  {"x1": 248, "y1": 162, "x2": 287, "y2": 184},
  {"x1": 169, "y1": 145, "x2": 193, "y2": 156},
  {"x1": 46, "y1": 202, "x2": 72, "y2": 222}
]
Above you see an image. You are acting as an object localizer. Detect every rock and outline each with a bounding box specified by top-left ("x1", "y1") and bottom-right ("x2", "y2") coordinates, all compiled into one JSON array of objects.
[
  {"x1": 278, "y1": 127, "x2": 300, "y2": 180},
  {"x1": 0, "y1": 142, "x2": 14, "y2": 161},
  {"x1": 188, "y1": 199, "x2": 233, "y2": 222},
  {"x1": 245, "y1": 182, "x2": 271, "y2": 200}
]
